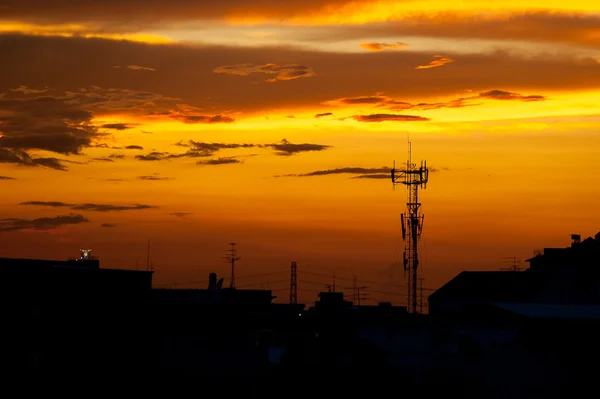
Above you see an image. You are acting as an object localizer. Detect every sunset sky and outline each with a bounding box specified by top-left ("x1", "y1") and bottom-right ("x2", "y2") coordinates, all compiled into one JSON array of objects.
[{"x1": 1, "y1": 0, "x2": 599, "y2": 305}]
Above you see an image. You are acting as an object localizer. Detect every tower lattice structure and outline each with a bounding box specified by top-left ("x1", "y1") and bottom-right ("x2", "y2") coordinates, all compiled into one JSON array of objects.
[{"x1": 392, "y1": 142, "x2": 429, "y2": 313}]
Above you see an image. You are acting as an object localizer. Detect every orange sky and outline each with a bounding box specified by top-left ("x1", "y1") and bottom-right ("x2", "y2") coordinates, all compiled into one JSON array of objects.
[{"x1": 1, "y1": 1, "x2": 599, "y2": 306}]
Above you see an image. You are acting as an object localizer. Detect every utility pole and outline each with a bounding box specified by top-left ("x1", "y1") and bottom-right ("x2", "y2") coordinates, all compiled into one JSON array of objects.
[
  {"x1": 290, "y1": 261, "x2": 298, "y2": 304},
  {"x1": 348, "y1": 275, "x2": 368, "y2": 306},
  {"x1": 224, "y1": 242, "x2": 240, "y2": 289},
  {"x1": 392, "y1": 142, "x2": 429, "y2": 314}
]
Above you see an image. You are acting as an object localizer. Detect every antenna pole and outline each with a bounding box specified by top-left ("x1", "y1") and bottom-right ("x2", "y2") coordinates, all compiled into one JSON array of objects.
[
  {"x1": 224, "y1": 242, "x2": 241, "y2": 289},
  {"x1": 391, "y1": 142, "x2": 430, "y2": 314},
  {"x1": 290, "y1": 261, "x2": 298, "y2": 304}
]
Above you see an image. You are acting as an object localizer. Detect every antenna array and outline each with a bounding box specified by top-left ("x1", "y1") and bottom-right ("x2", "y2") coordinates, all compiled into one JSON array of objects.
[{"x1": 391, "y1": 142, "x2": 430, "y2": 313}]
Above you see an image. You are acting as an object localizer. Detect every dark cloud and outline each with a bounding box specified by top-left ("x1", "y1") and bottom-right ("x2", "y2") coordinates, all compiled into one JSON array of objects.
[
  {"x1": 478, "y1": 90, "x2": 545, "y2": 101},
  {"x1": 172, "y1": 114, "x2": 235, "y2": 124},
  {"x1": 10, "y1": 0, "x2": 599, "y2": 52},
  {"x1": 351, "y1": 173, "x2": 390, "y2": 179},
  {"x1": 0, "y1": 175, "x2": 16, "y2": 180},
  {"x1": 135, "y1": 151, "x2": 168, "y2": 161},
  {"x1": 100, "y1": 223, "x2": 117, "y2": 228},
  {"x1": 0, "y1": 90, "x2": 99, "y2": 155},
  {"x1": 327, "y1": 89, "x2": 546, "y2": 113},
  {"x1": 0, "y1": 213, "x2": 89, "y2": 232},
  {"x1": 136, "y1": 139, "x2": 329, "y2": 161},
  {"x1": 0, "y1": 83, "x2": 222, "y2": 170},
  {"x1": 315, "y1": 112, "x2": 333, "y2": 118},
  {"x1": 352, "y1": 114, "x2": 429, "y2": 122},
  {"x1": 261, "y1": 138, "x2": 330, "y2": 156},
  {"x1": 170, "y1": 212, "x2": 191, "y2": 218},
  {"x1": 0, "y1": 148, "x2": 68, "y2": 170},
  {"x1": 0, "y1": 0, "x2": 362, "y2": 28},
  {"x1": 0, "y1": 35, "x2": 597, "y2": 117},
  {"x1": 196, "y1": 157, "x2": 242, "y2": 165},
  {"x1": 113, "y1": 65, "x2": 155, "y2": 72},
  {"x1": 90, "y1": 157, "x2": 115, "y2": 162},
  {"x1": 125, "y1": 145, "x2": 144, "y2": 150},
  {"x1": 415, "y1": 55, "x2": 455, "y2": 70},
  {"x1": 101, "y1": 123, "x2": 136, "y2": 130},
  {"x1": 214, "y1": 63, "x2": 315, "y2": 82},
  {"x1": 278, "y1": 167, "x2": 390, "y2": 177},
  {"x1": 19, "y1": 201, "x2": 155, "y2": 212},
  {"x1": 277, "y1": 166, "x2": 441, "y2": 178},
  {"x1": 109, "y1": 153, "x2": 125, "y2": 159},
  {"x1": 137, "y1": 174, "x2": 173, "y2": 180}
]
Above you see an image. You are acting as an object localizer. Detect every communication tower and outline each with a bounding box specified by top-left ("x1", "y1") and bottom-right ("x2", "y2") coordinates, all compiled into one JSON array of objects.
[
  {"x1": 391, "y1": 142, "x2": 429, "y2": 313},
  {"x1": 224, "y1": 242, "x2": 240, "y2": 289}
]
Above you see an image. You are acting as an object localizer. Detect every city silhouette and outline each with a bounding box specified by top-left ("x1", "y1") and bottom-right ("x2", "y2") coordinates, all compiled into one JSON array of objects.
[{"x1": 1, "y1": 1, "x2": 599, "y2": 396}]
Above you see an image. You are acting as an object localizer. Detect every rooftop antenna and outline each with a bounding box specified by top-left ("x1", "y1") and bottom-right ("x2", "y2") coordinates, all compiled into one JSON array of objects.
[
  {"x1": 290, "y1": 261, "x2": 298, "y2": 304},
  {"x1": 391, "y1": 141, "x2": 429, "y2": 314},
  {"x1": 501, "y1": 256, "x2": 523, "y2": 272},
  {"x1": 224, "y1": 242, "x2": 240, "y2": 289}
]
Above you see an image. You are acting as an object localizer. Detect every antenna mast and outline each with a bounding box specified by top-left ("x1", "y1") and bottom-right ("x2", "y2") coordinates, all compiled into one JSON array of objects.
[
  {"x1": 391, "y1": 142, "x2": 430, "y2": 313},
  {"x1": 290, "y1": 261, "x2": 298, "y2": 304},
  {"x1": 224, "y1": 242, "x2": 240, "y2": 289},
  {"x1": 501, "y1": 256, "x2": 523, "y2": 272}
]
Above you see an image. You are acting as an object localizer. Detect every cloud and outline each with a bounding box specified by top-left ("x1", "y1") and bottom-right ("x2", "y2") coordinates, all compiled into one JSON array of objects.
[
  {"x1": 196, "y1": 157, "x2": 242, "y2": 165},
  {"x1": 109, "y1": 153, "x2": 125, "y2": 159},
  {"x1": 170, "y1": 212, "x2": 191, "y2": 218},
  {"x1": 19, "y1": 201, "x2": 156, "y2": 212},
  {"x1": 302, "y1": 12, "x2": 600, "y2": 50},
  {"x1": 260, "y1": 139, "x2": 330, "y2": 156},
  {"x1": 113, "y1": 65, "x2": 155, "y2": 72},
  {"x1": 478, "y1": 90, "x2": 545, "y2": 101},
  {"x1": 1, "y1": 35, "x2": 597, "y2": 118},
  {"x1": 100, "y1": 223, "x2": 117, "y2": 228},
  {"x1": 351, "y1": 173, "x2": 390, "y2": 179},
  {"x1": 0, "y1": 83, "x2": 209, "y2": 170},
  {"x1": 351, "y1": 114, "x2": 430, "y2": 122},
  {"x1": 90, "y1": 157, "x2": 115, "y2": 162},
  {"x1": 326, "y1": 89, "x2": 547, "y2": 113},
  {"x1": 277, "y1": 166, "x2": 441, "y2": 178},
  {"x1": 360, "y1": 42, "x2": 408, "y2": 51},
  {"x1": 137, "y1": 174, "x2": 173, "y2": 180},
  {"x1": 171, "y1": 114, "x2": 235, "y2": 124},
  {"x1": 0, "y1": 148, "x2": 68, "y2": 171},
  {"x1": 0, "y1": 214, "x2": 89, "y2": 232},
  {"x1": 0, "y1": 90, "x2": 99, "y2": 155},
  {"x1": 136, "y1": 139, "x2": 330, "y2": 161},
  {"x1": 279, "y1": 167, "x2": 390, "y2": 178},
  {"x1": 315, "y1": 112, "x2": 333, "y2": 118},
  {"x1": 101, "y1": 123, "x2": 136, "y2": 130},
  {"x1": 415, "y1": 55, "x2": 455, "y2": 70},
  {"x1": 125, "y1": 145, "x2": 144, "y2": 150},
  {"x1": 214, "y1": 63, "x2": 315, "y2": 82},
  {"x1": 0, "y1": 176, "x2": 16, "y2": 180}
]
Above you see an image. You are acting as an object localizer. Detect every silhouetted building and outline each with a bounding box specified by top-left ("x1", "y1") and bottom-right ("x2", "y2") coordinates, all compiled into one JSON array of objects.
[
  {"x1": 0, "y1": 256, "x2": 153, "y2": 373},
  {"x1": 314, "y1": 291, "x2": 352, "y2": 312},
  {"x1": 430, "y1": 232, "x2": 600, "y2": 316}
]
